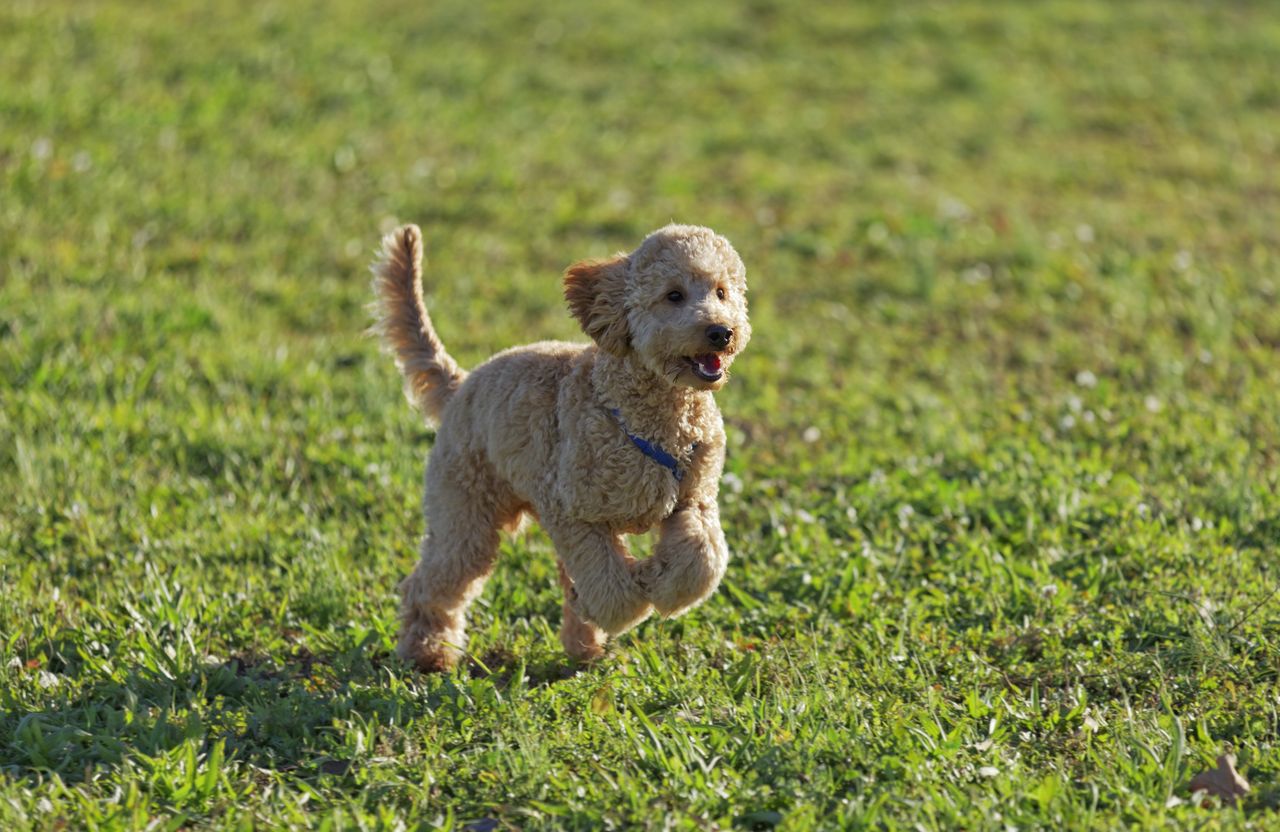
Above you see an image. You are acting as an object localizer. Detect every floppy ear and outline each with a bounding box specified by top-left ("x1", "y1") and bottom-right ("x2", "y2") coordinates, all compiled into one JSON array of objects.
[{"x1": 564, "y1": 255, "x2": 630, "y2": 355}]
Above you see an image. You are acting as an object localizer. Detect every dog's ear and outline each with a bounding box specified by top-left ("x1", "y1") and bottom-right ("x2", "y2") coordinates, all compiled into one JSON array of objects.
[{"x1": 564, "y1": 255, "x2": 630, "y2": 355}]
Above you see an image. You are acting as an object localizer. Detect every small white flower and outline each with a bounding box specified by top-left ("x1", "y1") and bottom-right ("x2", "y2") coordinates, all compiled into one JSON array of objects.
[
  {"x1": 1075, "y1": 370, "x2": 1097, "y2": 388},
  {"x1": 979, "y1": 766, "x2": 1000, "y2": 778},
  {"x1": 1075, "y1": 224, "x2": 1095, "y2": 243},
  {"x1": 802, "y1": 426, "x2": 821, "y2": 443},
  {"x1": 333, "y1": 146, "x2": 357, "y2": 173},
  {"x1": 938, "y1": 196, "x2": 971, "y2": 221}
]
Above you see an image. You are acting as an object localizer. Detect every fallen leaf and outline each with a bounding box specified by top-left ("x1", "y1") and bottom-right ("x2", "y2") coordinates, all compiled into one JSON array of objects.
[
  {"x1": 589, "y1": 683, "x2": 613, "y2": 715},
  {"x1": 738, "y1": 810, "x2": 783, "y2": 829},
  {"x1": 318, "y1": 759, "x2": 352, "y2": 776},
  {"x1": 462, "y1": 820, "x2": 500, "y2": 832},
  {"x1": 1189, "y1": 753, "x2": 1250, "y2": 806}
]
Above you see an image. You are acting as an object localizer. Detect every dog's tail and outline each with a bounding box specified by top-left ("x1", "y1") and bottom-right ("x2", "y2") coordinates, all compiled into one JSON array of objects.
[{"x1": 371, "y1": 224, "x2": 466, "y2": 423}]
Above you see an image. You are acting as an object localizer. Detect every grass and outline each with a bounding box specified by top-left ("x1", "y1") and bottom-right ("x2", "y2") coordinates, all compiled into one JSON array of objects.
[{"x1": 2, "y1": 0, "x2": 1279, "y2": 827}]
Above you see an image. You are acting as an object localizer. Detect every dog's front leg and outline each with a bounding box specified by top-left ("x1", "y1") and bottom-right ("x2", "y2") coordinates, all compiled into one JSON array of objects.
[
  {"x1": 635, "y1": 500, "x2": 730, "y2": 618},
  {"x1": 542, "y1": 516, "x2": 652, "y2": 635}
]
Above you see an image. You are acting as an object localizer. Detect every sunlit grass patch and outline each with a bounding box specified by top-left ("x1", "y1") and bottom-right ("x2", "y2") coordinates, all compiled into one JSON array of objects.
[{"x1": 2, "y1": 0, "x2": 1278, "y2": 828}]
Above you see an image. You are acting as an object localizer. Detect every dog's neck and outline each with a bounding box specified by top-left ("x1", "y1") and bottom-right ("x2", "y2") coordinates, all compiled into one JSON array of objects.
[{"x1": 591, "y1": 350, "x2": 715, "y2": 447}]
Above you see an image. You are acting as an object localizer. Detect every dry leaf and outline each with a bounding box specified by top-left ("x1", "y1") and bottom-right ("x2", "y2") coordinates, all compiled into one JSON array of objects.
[
  {"x1": 589, "y1": 684, "x2": 613, "y2": 715},
  {"x1": 1189, "y1": 753, "x2": 1250, "y2": 806}
]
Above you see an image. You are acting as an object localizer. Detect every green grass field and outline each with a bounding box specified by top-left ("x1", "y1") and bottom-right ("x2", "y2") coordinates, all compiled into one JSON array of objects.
[{"x1": 3, "y1": 0, "x2": 1280, "y2": 828}]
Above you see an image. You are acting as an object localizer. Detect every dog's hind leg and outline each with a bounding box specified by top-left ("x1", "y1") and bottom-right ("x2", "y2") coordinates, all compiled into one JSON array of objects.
[
  {"x1": 556, "y1": 560, "x2": 606, "y2": 662},
  {"x1": 397, "y1": 457, "x2": 508, "y2": 673}
]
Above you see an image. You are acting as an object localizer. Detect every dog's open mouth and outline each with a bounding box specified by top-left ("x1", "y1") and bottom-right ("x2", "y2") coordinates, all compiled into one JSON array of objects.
[{"x1": 687, "y1": 353, "x2": 723, "y2": 382}]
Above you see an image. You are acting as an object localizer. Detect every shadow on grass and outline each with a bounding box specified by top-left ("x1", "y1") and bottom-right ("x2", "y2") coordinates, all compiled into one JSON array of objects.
[
  {"x1": 465, "y1": 645, "x2": 588, "y2": 687},
  {"x1": 0, "y1": 641, "x2": 584, "y2": 784}
]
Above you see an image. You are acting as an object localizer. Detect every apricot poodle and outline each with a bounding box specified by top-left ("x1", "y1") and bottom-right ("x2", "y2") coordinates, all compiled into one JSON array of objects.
[{"x1": 372, "y1": 223, "x2": 750, "y2": 671}]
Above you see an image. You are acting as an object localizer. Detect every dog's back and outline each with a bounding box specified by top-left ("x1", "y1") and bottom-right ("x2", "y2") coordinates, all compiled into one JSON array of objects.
[{"x1": 435, "y1": 340, "x2": 587, "y2": 497}]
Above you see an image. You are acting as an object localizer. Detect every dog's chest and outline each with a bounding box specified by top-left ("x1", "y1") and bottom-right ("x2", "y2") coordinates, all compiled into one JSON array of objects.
[{"x1": 558, "y1": 420, "x2": 690, "y2": 529}]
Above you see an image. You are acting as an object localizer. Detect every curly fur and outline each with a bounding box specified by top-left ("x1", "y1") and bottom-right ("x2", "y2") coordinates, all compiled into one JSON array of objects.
[
  {"x1": 372, "y1": 223, "x2": 751, "y2": 671},
  {"x1": 371, "y1": 225, "x2": 466, "y2": 421}
]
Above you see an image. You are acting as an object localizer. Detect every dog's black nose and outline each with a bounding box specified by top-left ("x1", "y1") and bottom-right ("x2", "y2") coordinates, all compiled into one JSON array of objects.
[{"x1": 706, "y1": 324, "x2": 733, "y2": 350}]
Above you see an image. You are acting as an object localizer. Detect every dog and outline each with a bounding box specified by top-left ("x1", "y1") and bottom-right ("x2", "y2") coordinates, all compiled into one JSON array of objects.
[{"x1": 372, "y1": 223, "x2": 750, "y2": 671}]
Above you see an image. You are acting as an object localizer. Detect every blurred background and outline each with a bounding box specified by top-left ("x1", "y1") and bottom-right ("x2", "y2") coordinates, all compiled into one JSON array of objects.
[
  {"x1": 2, "y1": 0, "x2": 1279, "y2": 826},
  {"x1": 6, "y1": 0, "x2": 1279, "y2": 468}
]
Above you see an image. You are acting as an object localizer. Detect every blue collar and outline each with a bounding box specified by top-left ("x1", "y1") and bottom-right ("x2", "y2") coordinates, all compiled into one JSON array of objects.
[{"x1": 610, "y1": 408, "x2": 697, "y2": 481}]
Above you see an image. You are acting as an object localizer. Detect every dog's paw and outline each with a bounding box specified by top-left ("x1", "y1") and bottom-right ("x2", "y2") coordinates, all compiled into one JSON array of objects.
[
  {"x1": 634, "y1": 553, "x2": 722, "y2": 618},
  {"x1": 634, "y1": 555, "x2": 679, "y2": 609},
  {"x1": 567, "y1": 581, "x2": 652, "y2": 635},
  {"x1": 632, "y1": 555, "x2": 659, "y2": 592},
  {"x1": 560, "y1": 610, "x2": 607, "y2": 663}
]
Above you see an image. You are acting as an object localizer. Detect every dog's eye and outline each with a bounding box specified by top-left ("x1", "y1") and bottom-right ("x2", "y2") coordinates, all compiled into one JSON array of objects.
[
  {"x1": 666, "y1": 290, "x2": 684, "y2": 303},
  {"x1": 716, "y1": 287, "x2": 726, "y2": 300}
]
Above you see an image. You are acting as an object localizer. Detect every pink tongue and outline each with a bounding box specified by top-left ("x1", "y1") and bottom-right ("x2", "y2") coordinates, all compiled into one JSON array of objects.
[{"x1": 699, "y1": 354, "x2": 722, "y2": 372}]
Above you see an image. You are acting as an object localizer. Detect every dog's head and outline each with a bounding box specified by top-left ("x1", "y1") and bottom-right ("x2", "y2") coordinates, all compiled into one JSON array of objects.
[{"x1": 564, "y1": 225, "x2": 751, "y2": 391}]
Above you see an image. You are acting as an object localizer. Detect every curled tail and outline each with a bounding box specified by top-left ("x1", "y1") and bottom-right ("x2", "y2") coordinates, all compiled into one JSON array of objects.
[{"x1": 371, "y1": 224, "x2": 466, "y2": 423}]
